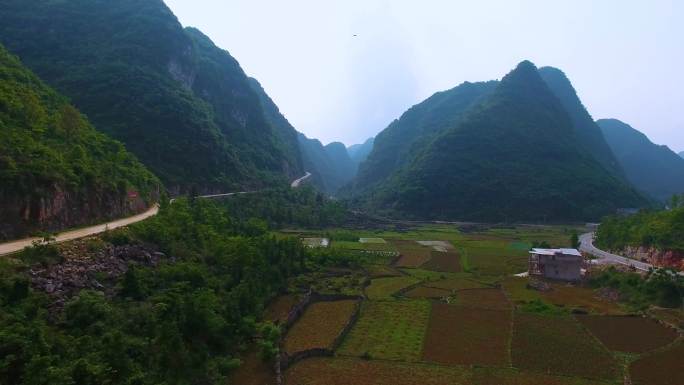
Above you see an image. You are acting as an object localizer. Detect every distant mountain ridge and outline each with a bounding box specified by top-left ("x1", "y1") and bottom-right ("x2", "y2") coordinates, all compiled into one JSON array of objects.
[
  {"x1": 0, "y1": 44, "x2": 160, "y2": 240},
  {"x1": 352, "y1": 61, "x2": 648, "y2": 221},
  {"x1": 297, "y1": 135, "x2": 356, "y2": 194},
  {"x1": 353, "y1": 80, "x2": 498, "y2": 193},
  {"x1": 348, "y1": 137, "x2": 374, "y2": 170},
  {"x1": 598, "y1": 119, "x2": 684, "y2": 201},
  {"x1": 679, "y1": 151, "x2": 684, "y2": 159},
  {"x1": 0, "y1": 0, "x2": 303, "y2": 193}
]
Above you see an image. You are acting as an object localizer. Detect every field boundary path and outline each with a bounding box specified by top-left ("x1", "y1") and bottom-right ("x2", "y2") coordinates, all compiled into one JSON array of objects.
[
  {"x1": 0, "y1": 172, "x2": 311, "y2": 256},
  {"x1": 579, "y1": 232, "x2": 653, "y2": 272}
]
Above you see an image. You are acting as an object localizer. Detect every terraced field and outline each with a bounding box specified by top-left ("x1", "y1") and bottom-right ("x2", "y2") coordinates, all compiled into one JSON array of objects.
[{"x1": 271, "y1": 224, "x2": 680, "y2": 385}]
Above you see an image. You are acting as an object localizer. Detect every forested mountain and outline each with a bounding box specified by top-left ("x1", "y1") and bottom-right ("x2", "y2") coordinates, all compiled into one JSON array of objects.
[
  {"x1": 353, "y1": 81, "x2": 498, "y2": 193},
  {"x1": 347, "y1": 137, "x2": 374, "y2": 168},
  {"x1": 0, "y1": 45, "x2": 160, "y2": 240},
  {"x1": 598, "y1": 119, "x2": 684, "y2": 201},
  {"x1": 0, "y1": 0, "x2": 302, "y2": 193},
  {"x1": 354, "y1": 61, "x2": 647, "y2": 222},
  {"x1": 297, "y1": 135, "x2": 356, "y2": 194},
  {"x1": 538, "y1": 67, "x2": 625, "y2": 177}
]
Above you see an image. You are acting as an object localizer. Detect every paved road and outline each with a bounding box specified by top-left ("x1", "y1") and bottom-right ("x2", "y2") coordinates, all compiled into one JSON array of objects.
[
  {"x1": 579, "y1": 232, "x2": 653, "y2": 271},
  {"x1": 0, "y1": 205, "x2": 159, "y2": 256},
  {"x1": 290, "y1": 172, "x2": 312, "y2": 188},
  {"x1": 1, "y1": 172, "x2": 312, "y2": 256}
]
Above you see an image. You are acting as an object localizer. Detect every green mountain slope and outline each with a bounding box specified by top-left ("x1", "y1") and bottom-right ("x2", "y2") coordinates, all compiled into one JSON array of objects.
[
  {"x1": 297, "y1": 135, "x2": 356, "y2": 194},
  {"x1": 348, "y1": 137, "x2": 374, "y2": 170},
  {"x1": 353, "y1": 81, "x2": 497, "y2": 192},
  {"x1": 247, "y1": 77, "x2": 304, "y2": 177},
  {"x1": 538, "y1": 67, "x2": 625, "y2": 177},
  {"x1": 598, "y1": 119, "x2": 684, "y2": 201},
  {"x1": 0, "y1": 0, "x2": 302, "y2": 192},
  {"x1": 0, "y1": 45, "x2": 160, "y2": 240},
  {"x1": 362, "y1": 61, "x2": 647, "y2": 222}
]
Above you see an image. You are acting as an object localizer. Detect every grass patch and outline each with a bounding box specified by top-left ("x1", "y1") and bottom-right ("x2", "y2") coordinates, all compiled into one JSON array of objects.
[
  {"x1": 338, "y1": 300, "x2": 430, "y2": 361},
  {"x1": 403, "y1": 285, "x2": 452, "y2": 299},
  {"x1": 365, "y1": 276, "x2": 419, "y2": 300}
]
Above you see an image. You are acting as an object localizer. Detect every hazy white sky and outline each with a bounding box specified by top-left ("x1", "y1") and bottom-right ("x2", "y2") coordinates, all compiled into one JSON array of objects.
[{"x1": 164, "y1": 0, "x2": 683, "y2": 151}]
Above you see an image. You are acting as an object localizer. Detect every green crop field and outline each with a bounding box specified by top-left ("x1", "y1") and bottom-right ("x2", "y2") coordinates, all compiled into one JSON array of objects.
[
  {"x1": 365, "y1": 276, "x2": 419, "y2": 300},
  {"x1": 338, "y1": 300, "x2": 431, "y2": 361}
]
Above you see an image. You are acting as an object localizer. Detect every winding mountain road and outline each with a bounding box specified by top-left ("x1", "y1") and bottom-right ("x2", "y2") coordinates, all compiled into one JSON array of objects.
[
  {"x1": 0, "y1": 173, "x2": 311, "y2": 256},
  {"x1": 290, "y1": 171, "x2": 312, "y2": 188},
  {"x1": 579, "y1": 232, "x2": 653, "y2": 271}
]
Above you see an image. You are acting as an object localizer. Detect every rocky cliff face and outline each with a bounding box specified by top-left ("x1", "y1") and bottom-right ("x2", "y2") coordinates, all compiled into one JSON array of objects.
[
  {"x1": 622, "y1": 246, "x2": 684, "y2": 271},
  {"x1": 0, "y1": 184, "x2": 159, "y2": 241}
]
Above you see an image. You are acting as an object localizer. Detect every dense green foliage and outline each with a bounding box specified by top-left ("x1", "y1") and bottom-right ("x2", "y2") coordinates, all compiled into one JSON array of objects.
[
  {"x1": 352, "y1": 81, "x2": 497, "y2": 193},
  {"x1": 538, "y1": 67, "x2": 625, "y2": 177},
  {"x1": 596, "y1": 205, "x2": 684, "y2": 252},
  {"x1": 0, "y1": 44, "x2": 159, "y2": 239},
  {"x1": 0, "y1": 199, "x2": 312, "y2": 385},
  {"x1": 0, "y1": 0, "x2": 302, "y2": 192},
  {"x1": 598, "y1": 118, "x2": 684, "y2": 201},
  {"x1": 590, "y1": 267, "x2": 683, "y2": 309},
  {"x1": 217, "y1": 185, "x2": 348, "y2": 228},
  {"x1": 354, "y1": 62, "x2": 647, "y2": 222}
]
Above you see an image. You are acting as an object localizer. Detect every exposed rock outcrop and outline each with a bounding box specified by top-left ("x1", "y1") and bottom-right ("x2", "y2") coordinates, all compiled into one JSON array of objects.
[
  {"x1": 0, "y1": 184, "x2": 159, "y2": 241},
  {"x1": 28, "y1": 238, "x2": 166, "y2": 312},
  {"x1": 622, "y1": 246, "x2": 684, "y2": 271}
]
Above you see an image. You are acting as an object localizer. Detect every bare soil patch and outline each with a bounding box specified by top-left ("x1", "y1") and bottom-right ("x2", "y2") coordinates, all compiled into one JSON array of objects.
[
  {"x1": 228, "y1": 348, "x2": 274, "y2": 385},
  {"x1": 421, "y1": 250, "x2": 462, "y2": 272},
  {"x1": 512, "y1": 313, "x2": 619, "y2": 381},
  {"x1": 285, "y1": 357, "x2": 470, "y2": 385},
  {"x1": 577, "y1": 315, "x2": 678, "y2": 353},
  {"x1": 392, "y1": 240, "x2": 433, "y2": 268},
  {"x1": 630, "y1": 342, "x2": 684, "y2": 385},
  {"x1": 456, "y1": 288, "x2": 511, "y2": 311},
  {"x1": 423, "y1": 303, "x2": 511, "y2": 366}
]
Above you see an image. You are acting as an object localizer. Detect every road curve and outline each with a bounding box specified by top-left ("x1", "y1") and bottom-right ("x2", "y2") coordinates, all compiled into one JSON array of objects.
[
  {"x1": 0, "y1": 205, "x2": 159, "y2": 256},
  {"x1": 291, "y1": 172, "x2": 312, "y2": 188},
  {"x1": 579, "y1": 232, "x2": 653, "y2": 272}
]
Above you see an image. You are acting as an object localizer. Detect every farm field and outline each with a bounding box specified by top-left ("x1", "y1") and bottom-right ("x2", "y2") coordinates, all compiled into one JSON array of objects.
[
  {"x1": 365, "y1": 276, "x2": 418, "y2": 300},
  {"x1": 421, "y1": 250, "x2": 462, "y2": 272},
  {"x1": 630, "y1": 342, "x2": 684, "y2": 385},
  {"x1": 338, "y1": 300, "x2": 430, "y2": 361},
  {"x1": 577, "y1": 315, "x2": 678, "y2": 353},
  {"x1": 455, "y1": 288, "x2": 511, "y2": 311},
  {"x1": 511, "y1": 313, "x2": 619, "y2": 381},
  {"x1": 423, "y1": 304, "x2": 511, "y2": 366},
  {"x1": 272, "y1": 223, "x2": 680, "y2": 385},
  {"x1": 392, "y1": 240, "x2": 433, "y2": 267},
  {"x1": 283, "y1": 300, "x2": 358, "y2": 354}
]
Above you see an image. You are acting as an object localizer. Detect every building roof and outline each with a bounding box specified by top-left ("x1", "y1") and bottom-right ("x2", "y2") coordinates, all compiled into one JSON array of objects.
[{"x1": 529, "y1": 248, "x2": 582, "y2": 256}]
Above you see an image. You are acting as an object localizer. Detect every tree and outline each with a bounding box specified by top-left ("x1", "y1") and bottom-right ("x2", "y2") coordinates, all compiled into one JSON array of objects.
[{"x1": 570, "y1": 231, "x2": 579, "y2": 249}]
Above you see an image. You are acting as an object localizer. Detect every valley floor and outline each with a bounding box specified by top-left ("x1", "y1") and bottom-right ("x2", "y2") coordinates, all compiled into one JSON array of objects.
[{"x1": 238, "y1": 224, "x2": 683, "y2": 385}]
